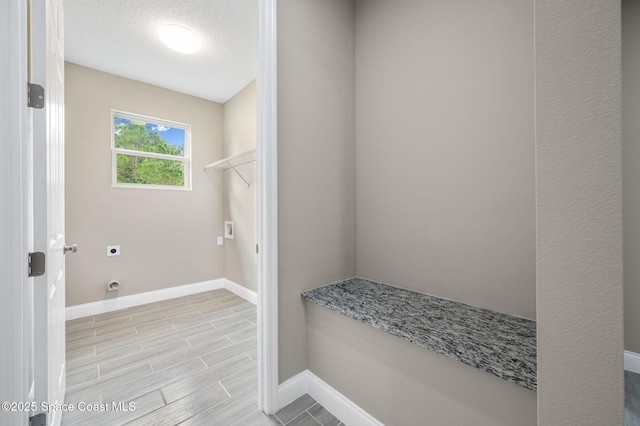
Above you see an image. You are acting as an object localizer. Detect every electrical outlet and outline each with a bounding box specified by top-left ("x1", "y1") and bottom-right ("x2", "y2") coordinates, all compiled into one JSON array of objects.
[
  {"x1": 107, "y1": 245, "x2": 120, "y2": 256},
  {"x1": 217, "y1": 237, "x2": 223, "y2": 246}
]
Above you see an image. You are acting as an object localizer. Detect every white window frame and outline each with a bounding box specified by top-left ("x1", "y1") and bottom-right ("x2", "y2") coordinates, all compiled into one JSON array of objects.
[{"x1": 111, "y1": 109, "x2": 192, "y2": 191}]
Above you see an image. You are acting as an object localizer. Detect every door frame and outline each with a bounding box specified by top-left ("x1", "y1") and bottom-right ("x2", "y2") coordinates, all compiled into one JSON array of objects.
[
  {"x1": 1, "y1": 0, "x2": 281, "y2": 419},
  {"x1": 256, "y1": 0, "x2": 279, "y2": 414},
  {"x1": 0, "y1": 0, "x2": 33, "y2": 425}
]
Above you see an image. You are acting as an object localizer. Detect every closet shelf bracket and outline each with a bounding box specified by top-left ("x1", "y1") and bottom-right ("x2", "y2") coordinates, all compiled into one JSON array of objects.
[{"x1": 204, "y1": 148, "x2": 256, "y2": 187}]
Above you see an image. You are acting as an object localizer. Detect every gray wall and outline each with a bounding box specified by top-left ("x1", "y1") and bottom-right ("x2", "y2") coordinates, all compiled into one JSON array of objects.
[
  {"x1": 65, "y1": 62, "x2": 225, "y2": 306},
  {"x1": 301, "y1": 0, "x2": 537, "y2": 422},
  {"x1": 277, "y1": 0, "x2": 538, "y2": 423},
  {"x1": 355, "y1": 0, "x2": 536, "y2": 319},
  {"x1": 223, "y1": 81, "x2": 257, "y2": 292},
  {"x1": 535, "y1": 0, "x2": 623, "y2": 423},
  {"x1": 277, "y1": 0, "x2": 356, "y2": 382},
  {"x1": 280, "y1": 0, "x2": 623, "y2": 423},
  {"x1": 624, "y1": 0, "x2": 640, "y2": 354}
]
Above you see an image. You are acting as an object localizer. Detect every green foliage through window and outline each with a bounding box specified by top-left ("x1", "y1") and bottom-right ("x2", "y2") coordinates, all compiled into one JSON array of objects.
[
  {"x1": 112, "y1": 113, "x2": 190, "y2": 189},
  {"x1": 116, "y1": 154, "x2": 184, "y2": 186}
]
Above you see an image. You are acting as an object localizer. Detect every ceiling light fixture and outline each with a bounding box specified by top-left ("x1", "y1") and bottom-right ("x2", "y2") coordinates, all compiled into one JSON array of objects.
[{"x1": 158, "y1": 24, "x2": 202, "y2": 54}]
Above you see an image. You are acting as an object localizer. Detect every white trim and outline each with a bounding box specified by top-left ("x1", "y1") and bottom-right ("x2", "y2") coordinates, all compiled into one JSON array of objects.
[
  {"x1": 625, "y1": 351, "x2": 640, "y2": 375},
  {"x1": 113, "y1": 148, "x2": 188, "y2": 162},
  {"x1": 65, "y1": 278, "x2": 260, "y2": 320},
  {"x1": 110, "y1": 109, "x2": 192, "y2": 191},
  {"x1": 224, "y1": 279, "x2": 258, "y2": 305},
  {"x1": 278, "y1": 370, "x2": 384, "y2": 426},
  {"x1": 204, "y1": 148, "x2": 256, "y2": 171},
  {"x1": 257, "y1": 0, "x2": 279, "y2": 415},
  {"x1": 112, "y1": 109, "x2": 192, "y2": 129},
  {"x1": 278, "y1": 371, "x2": 309, "y2": 410},
  {"x1": 0, "y1": 0, "x2": 31, "y2": 424}
]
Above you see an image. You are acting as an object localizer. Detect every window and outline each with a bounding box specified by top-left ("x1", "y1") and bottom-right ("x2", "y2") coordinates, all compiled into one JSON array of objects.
[{"x1": 111, "y1": 110, "x2": 191, "y2": 190}]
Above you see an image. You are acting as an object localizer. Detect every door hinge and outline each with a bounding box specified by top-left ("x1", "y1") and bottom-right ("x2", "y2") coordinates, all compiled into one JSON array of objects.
[
  {"x1": 28, "y1": 252, "x2": 45, "y2": 277},
  {"x1": 256, "y1": 244, "x2": 259, "y2": 254},
  {"x1": 28, "y1": 83, "x2": 45, "y2": 109},
  {"x1": 29, "y1": 413, "x2": 46, "y2": 426}
]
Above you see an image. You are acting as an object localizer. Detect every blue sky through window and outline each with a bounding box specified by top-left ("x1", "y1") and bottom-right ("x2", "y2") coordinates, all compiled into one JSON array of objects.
[{"x1": 114, "y1": 116, "x2": 186, "y2": 151}]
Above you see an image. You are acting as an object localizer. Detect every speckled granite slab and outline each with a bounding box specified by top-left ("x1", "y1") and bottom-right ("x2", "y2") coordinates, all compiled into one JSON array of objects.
[{"x1": 302, "y1": 278, "x2": 537, "y2": 391}]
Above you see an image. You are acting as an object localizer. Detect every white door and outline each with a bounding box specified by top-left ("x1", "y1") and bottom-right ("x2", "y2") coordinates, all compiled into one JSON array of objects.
[{"x1": 32, "y1": 0, "x2": 67, "y2": 424}]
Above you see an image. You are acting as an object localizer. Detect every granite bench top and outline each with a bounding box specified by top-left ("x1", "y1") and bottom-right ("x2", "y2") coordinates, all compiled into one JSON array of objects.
[{"x1": 301, "y1": 278, "x2": 537, "y2": 391}]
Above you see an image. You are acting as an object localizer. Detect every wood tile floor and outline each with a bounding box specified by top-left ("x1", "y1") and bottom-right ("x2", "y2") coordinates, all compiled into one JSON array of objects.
[
  {"x1": 627, "y1": 370, "x2": 640, "y2": 426},
  {"x1": 63, "y1": 289, "x2": 341, "y2": 426}
]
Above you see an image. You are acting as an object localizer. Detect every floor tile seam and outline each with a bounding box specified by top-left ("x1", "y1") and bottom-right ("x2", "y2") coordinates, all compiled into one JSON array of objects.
[
  {"x1": 66, "y1": 316, "x2": 96, "y2": 326},
  {"x1": 273, "y1": 412, "x2": 286, "y2": 424},
  {"x1": 159, "y1": 387, "x2": 168, "y2": 406},
  {"x1": 219, "y1": 380, "x2": 232, "y2": 398},
  {"x1": 67, "y1": 361, "x2": 161, "y2": 397},
  {"x1": 197, "y1": 354, "x2": 208, "y2": 367},
  {"x1": 198, "y1": 351, "x2": 252, "y2": 372},
  {"x1": 67, "y1": 345, "x2": 98, "y2": 364},
  {"x1": 208, "y1": 318, "x2": 256, "y2": 331},
  {"x1": 212, "y1": 362, "x2": 257, "y2": 386},
  {"x1": 287, "y1": 411, "x2": 323, "y2": 426},
  {"x1": 199, "y1": 345, "x2": 254, "y2": 368},
  {"x1": 125, "y1": 302, "x2": 161, "y2": 312},
  {"x1": 138, "y1": 324, "x2": 178, "y2": 351},
  {"x1": 223, "y1": 335, "x2": 235, "y2": 345},
  {"x1": 230, "y1": 306, "x2": 256, "y2": 315},
  {"x1": 95, "y1": 325, "x2": 141, "y2": 344},
  {"x1": 120, "y1": 396, "x2": 168, "y2": 426},
  {"x1": 65, "y1": 329, "x2": 98, "y2": 342},
  {"x1": 99, "y1": 358, "x2": 152, "y2": 379},
  {"x1": 188, "y1": 300, "x2": 223, "y2": 309},
  {"x1": 100, "y1": 343, "x2": 189, "y2": 377},
  {"x1": 128, "y1": 315, "x2": 171, "y2": 328},
  {"x1": 123, "y1": 388, "x2": 168, "y2": 407},
  {"x1": 93, "y1": 313, "x2": 134, "y2": 326},
  {"x1": 69, "y1": 342, "x2": 143, "y2": 372},
  {"x1": 227, "y1": 410, "x2": 269, "y2": 426},
  {"x1": 64, "y1": 390, "x2": 103, "y2": 408},
  {"x1": 217, "y1": 327, "x2": 256, "y2": 342},
  {"x1": 152, "y1": 381, "x2": 234, "y2": 426},
  {"x1": 91, "y1": 345, "x2": 146, "y2": 369},
  {"x1": 133, "y1": 321, "x2": 175, "y2": 334},
  {"x1": 197, "y1": 356, "x2": 208, "y2": 369},
  {"x1": 210, "y1": 386, "x2": 257, "y2": 414},
  {"x1": 185, "y1": 330, "x2": 234, "y2": 355},
  {"x1": 66, "y1": 365, "x2": 112, "y2": 392},
  {"x1": 64, "y1": 324, "x2": 92, "y2": 335},
  {"x1": 245, "y1": 352, "x2": 257, "y2": 365},
  {"x1": 148, "y1": 341, "x2": 233, "y2": 371},
  {"x1": 91, "y1": 320, "x2": 138, "y2": 335},
  {"x1": 305, "y1": 405, "x2": 326, "y2": 426},
  {"x1": 97, "y1": 392, "x2": 163, "y2": 426},
  {"x1": 188, "y1": 298, "x2": 222, "y2": 307},
  {"x1": 225, "y1": 324, "x2": 257, "y2": 342},
  {"x1": 66, "y1": 353, "x2": 103, "y2": 372},
  {"x1": 69, "y1": 328, "x2": 139, "y2": 350}
]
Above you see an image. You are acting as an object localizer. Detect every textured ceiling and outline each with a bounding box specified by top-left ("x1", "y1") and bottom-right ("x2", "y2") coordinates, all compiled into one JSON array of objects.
[{"x1": 64, "y1": 0, "x2": 257, "y2": 103}]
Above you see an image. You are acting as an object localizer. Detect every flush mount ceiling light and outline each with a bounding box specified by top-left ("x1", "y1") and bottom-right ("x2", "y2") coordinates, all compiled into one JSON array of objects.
[{"x1": 158, "y1": 24, "x2": 202, "y2": 54}]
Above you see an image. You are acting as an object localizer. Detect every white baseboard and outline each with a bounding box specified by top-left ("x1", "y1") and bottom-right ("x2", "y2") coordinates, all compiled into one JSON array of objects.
[
  {"x1": 278, "y1": 370, "x2": 309, "y2": 410},
  {"x1": 625, "y1": 350, "x2": 640, "y2": 374},
  {"x1": 66, "y1": 278, "x2": 257, "y2": 320},
  {"x1": 223, "y1": 278, "x2": 258, "y2": 305},
  {"x1": 279, "y1": 370, "x2": 383, "y2": 426}
]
